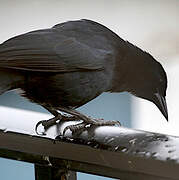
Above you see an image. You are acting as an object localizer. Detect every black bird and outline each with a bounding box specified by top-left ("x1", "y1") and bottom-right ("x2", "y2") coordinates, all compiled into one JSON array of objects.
[{"x1": 0, "y1": 19, "x2": 168, "y2": 134}]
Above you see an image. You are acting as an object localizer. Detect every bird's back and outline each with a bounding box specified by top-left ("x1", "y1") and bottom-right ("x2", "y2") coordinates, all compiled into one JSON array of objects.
[{"x1": 0, "y1": 19, "x2": 122, "y2": 108}]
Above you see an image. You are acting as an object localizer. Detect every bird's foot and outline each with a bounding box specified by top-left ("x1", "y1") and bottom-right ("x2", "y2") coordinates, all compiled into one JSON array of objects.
[
  {"x1": 35, "y1": 114, "x2": 62, "y2": 135},
  {"x1": 63, "y1": 122, "x2": 87, "y2": 136},
  {"x1": 35, "y1": 114, "x2": 80, "y2": 135},
  {"x1": 86, "y1": 117, "x2": 121, "y2": 126},
  {"x1": 63, "y1": 118, "x2": 121, "y2": 135},
  {"x1": 35, "y1": 108, "x2": 121, "y2": 136}
]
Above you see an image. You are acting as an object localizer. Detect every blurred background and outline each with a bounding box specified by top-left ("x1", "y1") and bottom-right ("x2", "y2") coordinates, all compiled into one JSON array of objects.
[{"x1": 0, "y1": 0, "x2": 178, "y2": 179}]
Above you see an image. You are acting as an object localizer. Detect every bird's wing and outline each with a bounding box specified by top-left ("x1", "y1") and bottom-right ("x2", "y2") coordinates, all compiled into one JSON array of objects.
[{"x1": 0, "y1": 29, "x2": 111, "y2": 72}]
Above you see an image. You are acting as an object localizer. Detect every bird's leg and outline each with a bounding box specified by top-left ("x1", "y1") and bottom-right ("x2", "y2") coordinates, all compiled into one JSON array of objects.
[
  {"x1": 35, "y1": 106, "x2": 80, "y2": 135},
  {"x1": 35, "y1": 106, "x2": 62, "y2": 135},
  {"x1": 35, "y1": 115, "x2": 61, "y2": 135},
  {"x1": 57, "y1": 107, "x2": 121, "y2": 135},
  {"x1": 35, "y1": 106, "x2": 121, "y2": 135}
]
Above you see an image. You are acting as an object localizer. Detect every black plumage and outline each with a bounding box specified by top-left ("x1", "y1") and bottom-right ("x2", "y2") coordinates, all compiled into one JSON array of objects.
[{"x1": 0, "y1": 19, "x2": 168, "y2": 133}]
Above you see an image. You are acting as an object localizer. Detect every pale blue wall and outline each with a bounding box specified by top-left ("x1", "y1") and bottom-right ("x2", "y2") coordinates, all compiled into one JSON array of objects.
[{"x1": 0, "y1": 158, "x2": 35, "y2": 180}]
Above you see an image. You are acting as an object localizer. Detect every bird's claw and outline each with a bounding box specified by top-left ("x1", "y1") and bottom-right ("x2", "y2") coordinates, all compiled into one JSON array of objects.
[
  {"x1": 35, "y1": 120, "x2": 47, "y2": 135},
  {"x1": 35, "y1": 114, "x2": 62, "y2": 135},
  {"x1": 63, "y1": 122, "x2": 87, "y2": 136}
]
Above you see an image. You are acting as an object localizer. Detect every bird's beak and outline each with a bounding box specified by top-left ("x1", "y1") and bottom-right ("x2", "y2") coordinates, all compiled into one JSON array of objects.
[{"x1": 154, "y1": 93, "x2": 168, "y2": 121}]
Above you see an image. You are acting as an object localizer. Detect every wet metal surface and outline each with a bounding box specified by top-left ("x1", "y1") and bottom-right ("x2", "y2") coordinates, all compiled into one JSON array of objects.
[
  {"x1": 57, "y1": 121, "x2": 179, "y2": 163},
  {"x1": 0, "y1": 120, "x2": 179, "y2": 179}
]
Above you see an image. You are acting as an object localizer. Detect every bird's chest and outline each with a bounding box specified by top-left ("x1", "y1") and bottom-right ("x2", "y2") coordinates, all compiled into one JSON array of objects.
[{"x1": 22, "y1": 70, "x2": 112, "y2": 108}]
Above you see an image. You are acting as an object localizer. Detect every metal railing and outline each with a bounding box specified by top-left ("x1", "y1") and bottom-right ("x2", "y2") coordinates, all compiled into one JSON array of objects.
[{"x1": 0, "y1": 120, "x2": 179, "y2": 180}]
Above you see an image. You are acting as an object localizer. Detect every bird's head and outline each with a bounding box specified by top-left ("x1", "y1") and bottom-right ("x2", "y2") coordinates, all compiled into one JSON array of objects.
[{"x1": 127, "y1": 51, "x2": 168, "y2": 121}]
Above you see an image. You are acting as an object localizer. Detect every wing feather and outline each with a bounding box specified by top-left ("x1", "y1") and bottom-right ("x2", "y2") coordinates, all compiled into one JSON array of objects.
[{"x1": 0, "y1": 27, "x2": 111, "y2": 72}]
